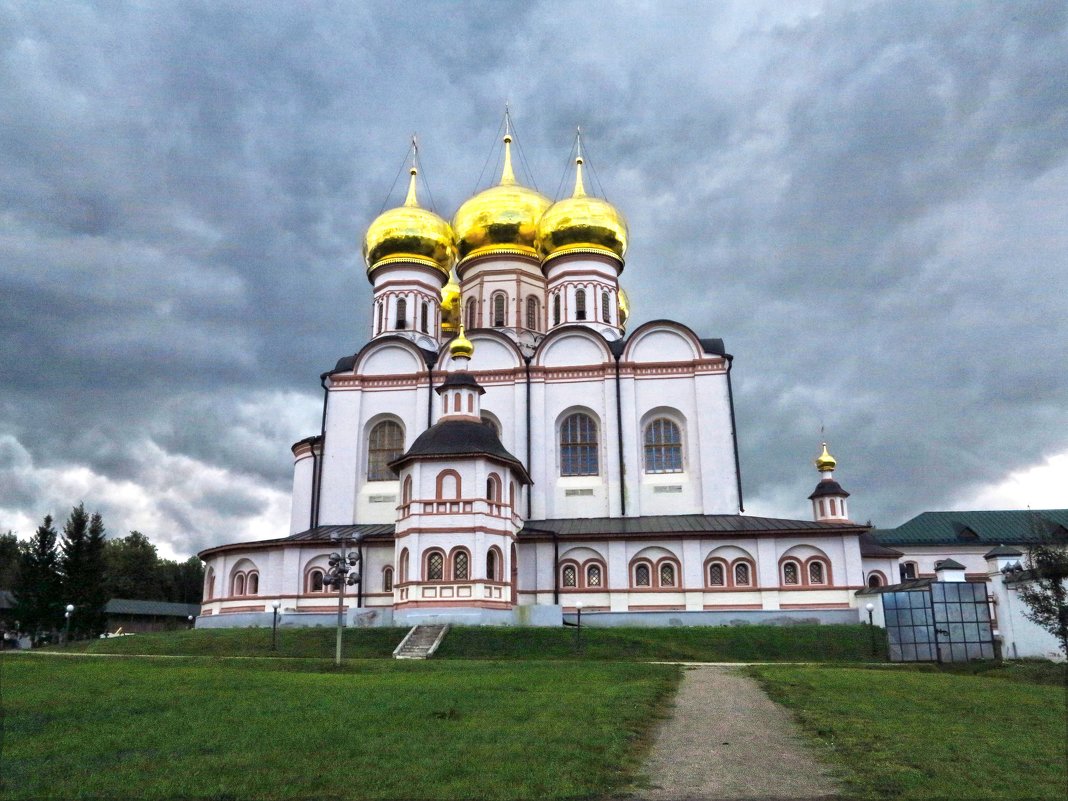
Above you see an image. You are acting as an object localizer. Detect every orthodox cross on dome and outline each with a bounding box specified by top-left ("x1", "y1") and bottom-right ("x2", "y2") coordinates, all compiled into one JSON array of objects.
[
  {"x1": 500, "y1": 107, "x2": 516, "y2": 186},
  {"x1": 572, "y1": 126, "x2": 587, "y2": 198}
]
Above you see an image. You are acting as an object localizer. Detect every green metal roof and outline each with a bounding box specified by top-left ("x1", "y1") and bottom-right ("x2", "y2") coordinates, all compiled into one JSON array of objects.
[
  {"x1": 872, "y1": 510, "x2": 1068, "y2": 547},
  {"x1": 105, "y1": 599, "x2": 201, "y2": 617}
]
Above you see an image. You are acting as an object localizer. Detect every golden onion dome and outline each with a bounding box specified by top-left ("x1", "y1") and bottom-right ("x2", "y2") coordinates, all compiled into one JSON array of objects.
[
  {"x1": 815, "y1": 442, "x2": 837, "y2": 473},
  {"x1": 538, "y1": 153, "x2": 628, "y2": 264},
  {"x1": 452, "y1": 133, "x2": 551, "y2": 263},
  {"x1": 617, "y1": 287, "x2": 630, "y2": 328},
  {"x1": 363, "y1": 167, "x2": 456, "y2": 280},
  {"x1": 449, "y1": 325, "x2": 474, "y2": 360},
  {"x1": 440, "y1": 271, "x2": 461, "y2": 334}
]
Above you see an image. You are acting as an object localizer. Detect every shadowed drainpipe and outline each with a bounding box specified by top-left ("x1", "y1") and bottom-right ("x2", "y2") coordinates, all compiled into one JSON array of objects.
[
  {"x1": 525, "y1": 356, "x2": 533, "y2": 520},
  {"x1": 614, "y1": 352, "x2": 626, "y2": 516},
  {"x1": 313, "y1": 373, "x2": 330, "y2": 528},
  {"x1": 725, "y1": 354, "x2": 744, "y2": 513}
]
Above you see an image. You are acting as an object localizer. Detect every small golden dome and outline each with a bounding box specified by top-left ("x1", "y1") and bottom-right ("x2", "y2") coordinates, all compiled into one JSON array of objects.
[
  {"x1": 538, "y1": 153, "x2": 628, "y2": 264},
  {"x1": 815, "y1": 442, "x2": 837, "y2": 473},
  {"x1": 449, "y1": 325, "x2": 474, "y2": 359},
  {"x1": 452, "y1": 133, "x2": 551, "y2": 263},
  {"x1": 440, "y1": 271, "x2": 461, "y2": 334},
  {"x1": 364, "y1": 167, "x2": 456, "y2": 280},
  {"x1": 618, "y1": 287, "x2": 631, "y2": 328}
]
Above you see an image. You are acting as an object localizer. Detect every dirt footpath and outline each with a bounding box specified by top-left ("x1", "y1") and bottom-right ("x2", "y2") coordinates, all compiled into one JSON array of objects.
[{"x1": 631, "y1": 665, "x2": 840, "y2": 800}]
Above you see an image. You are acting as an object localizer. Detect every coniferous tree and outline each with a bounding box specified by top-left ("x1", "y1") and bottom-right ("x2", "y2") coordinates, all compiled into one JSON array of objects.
[
  {"x1": 0, "y1": 531, "x2": 21, "y2": 588},
  {"x1": 104, "y1": 531, "x2": 162, "y2": 601},
  {"x1": 12, "y1": 516, "x2": 63, "y2": 642},
  {"x1": 59, "y1": 503, "x2": 108, "y2": 639}
]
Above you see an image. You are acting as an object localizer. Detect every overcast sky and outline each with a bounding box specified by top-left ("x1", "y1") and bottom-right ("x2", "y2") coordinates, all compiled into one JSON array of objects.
[{"x1": 2, "y1": 1, "x2": 1066, "y2": 560}]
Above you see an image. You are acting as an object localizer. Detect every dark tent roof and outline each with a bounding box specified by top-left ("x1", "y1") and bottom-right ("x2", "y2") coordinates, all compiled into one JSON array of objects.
[
  {"x1": 390, "y1": 419, "x2": 531, "y2": 483},
  {"x1": 808, "y1": 479, "x2": 850, "y2": 500},
  {"x1": 435, "y1": 372, "x2": 484, "y2": 394},
  {"x1": 983, "y1": 544, "x2": 1024, "y2": 558},
  {"x1": 934, "y1": 558, "x2": 966, "y2": 570}
]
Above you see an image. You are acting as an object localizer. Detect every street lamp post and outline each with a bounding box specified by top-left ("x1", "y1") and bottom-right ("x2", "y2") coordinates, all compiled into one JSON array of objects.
[
  {"x1": 271, "y1": 601, "x2": 281, "y2": 651},
  {"x1": 575, "y1": 601, "x2": 583, "y2": 653},
  {"x1": 63, "y1": 604, "x2": 74, "y2": 646},
  {"x1": 865, "y1": 602, "x2": 877, "y2": 657},
  {"x1": 322, "y1": 535, "x2": 362, "y2": 667}
]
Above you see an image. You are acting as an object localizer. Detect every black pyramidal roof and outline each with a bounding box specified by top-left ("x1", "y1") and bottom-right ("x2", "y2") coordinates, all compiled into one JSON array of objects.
[
  {"x1": 808, "y1": 479, "x2": 850, "y2": 500},
  {"x1": 390, "y1": 419, "x2": 531, "y2": 484}
]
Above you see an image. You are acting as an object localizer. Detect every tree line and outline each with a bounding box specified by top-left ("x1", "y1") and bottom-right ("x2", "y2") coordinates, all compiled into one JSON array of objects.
[{"x1": 1, "y1": 503, "x2": 203, "y2": 642}]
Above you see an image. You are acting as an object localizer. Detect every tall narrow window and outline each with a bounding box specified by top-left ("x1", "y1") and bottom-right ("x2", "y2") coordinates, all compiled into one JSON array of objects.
[
  {"x1": 466, "y1": 297, "x2": 476, "y2": 329},
  {"x1": 575, "y1": 288, "x2": 586, "y2": 320},
  {"x1": 644, "y1": 418, "x2": 683, "y2": 473},
  {"x1": 376, "y1": 302, "x2": 384, "y2": 334},
  {"x1": 309, "y1": 569, "x2": 324, "y2": 593},
  {"x1": 454, "y1": 551, "x2": 469, "y2": 580},
  {"x1": 601, "y1": 291, "x2": 610, "y2": 322},
  {"x1": 493, "y1": 293, "x2": 506, "y2": 327},
  {"x1": 395, "y1": 297, "x2": 407, "y2": 329},
  {"x1": 421, "y1": 302, "x2": 429, "y2": 333},
  {"x1": 708, "y1": 563, "x2": 725, "y2": 586},
  {"x1": 562, "y1": 564, "x2": 577, "y2": 587},
  {"x1": 399, "y1": 549, "x2": 409, "y2": 583},
  {"x1": 526, "y1": 296, "x2": 538, "y2": 330},
  {"x1": 586, "y1": 564, "x2": 602, "y2": 587},
  {"x1": 635, "y1": 563, "x2": 651, "y2": 587},
  {"x1": 487, "y1": 550, "x2": 499, "y2": 581},
  {"x1": 734, "y1": 562, "x2": 751, "y2": 586},
  {"x1": 427, "y1": 551, "x2": 444, "y2": 581},
  {"x1": 553, "y1": 294, "x2": 561, "y2": 326},
  {"x1": 560, "y1": 413, "x2": 599, "y2": 476},
  {"x1": 808, "y1": 561, "x2": 825, "y2": 584},
  {"x1": 368, "y1": 420, "x2": 403, "y2": 480},
  {"x1": 383, "y1": 567, "x2": 394, "y2": 592},
  {"x1": 783, "y1": 562, "x2": 800, "y2": 585},
  {"x1": 246, "y1": 572, "x2": 259, "y2": 595},
  {"x1": 659, "y1": 563, "x2": 676, "y2": 587}
]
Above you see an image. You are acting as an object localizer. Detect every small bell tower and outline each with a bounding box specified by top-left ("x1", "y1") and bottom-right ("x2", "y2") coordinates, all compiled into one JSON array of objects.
[{"x1": 809, "y1": 442, "x2": 851, "y2": 523}]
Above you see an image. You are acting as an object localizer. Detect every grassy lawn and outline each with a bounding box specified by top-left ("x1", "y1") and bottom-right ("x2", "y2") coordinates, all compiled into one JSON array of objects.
[
  {"x1": 2, "y1": 654, "x2": 678, "y2": 801},
  {"x1": 749, "y1": 663, "x2": 1068, "y2": 801},
  {"x1": 55, "y1": 622, "x2": 887, "y2": 662}
]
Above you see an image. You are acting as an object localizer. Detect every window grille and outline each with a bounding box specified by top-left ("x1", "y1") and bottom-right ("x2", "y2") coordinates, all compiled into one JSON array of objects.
[
  {"x1": 383, "y1": 567, "x2": 393, "y2": 592},
  {"x1": 396, "y1": 297, "x2": 407, "y2": 329},
  {"x1": 586, "y1": 564, "x2": 602, "y2": 587},
  {"x1": 562, "y1": 564, "x2": 577, "y2": 587},
  {"x1": 709, "y1": 563, "x2": 725, "y2": 586},
  {"x1": 734, "y1": 562, "x2": 750, "y2": 586},
  {"x1": 493, "y1": 293, "x2": 506, "y2": 327},
  {"x1": 560, "y1": 413, "x2": 599, "y2": 476},
  {"x1": 575, "y1": 289, "x2": 586, "y2": 320},
  {"x1": 809, "y1": 561, "x2": 825, "y2": 584},
  {"x1": 368, "y1": 421, "x2": 403, "y2": 480},
  {"x1": 644, "y1": 418, "x2": 683, "y2": 472},
  {"x1": 783, "y1": 562, "x2": 800, "y2": 585},
  {"x1": 635, "y1": 564, "x2": 651, "y2": 586},
  {"x1": 526, "y1": 296, "x2": 538, "y2": 330},
  {"x1": 601, "y1": 291, "x2": 610, "y2": 322},
  {"x1": 427, "y1": 552, "x2": 444, "y2": 580},
  {"x1": 659, "y1": 563, "x2": 676, "y2": 587},
  {"x1": 454, "y1": 551, "x2": 469, "y2": 580}
]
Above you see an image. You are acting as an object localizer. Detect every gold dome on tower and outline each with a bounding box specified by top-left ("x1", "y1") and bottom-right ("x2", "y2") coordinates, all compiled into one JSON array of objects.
[
  {"x1": 452, "y1": 130, "x2": 551, "y2": 264},
  {"x1": 364, "y1": 167, "x2": 456, "y2": 280},
  {"x1": 538, "y1": 145, "x2": 628, "y2": 264},
  {"x1": 815, "y1": 442, "x2": 837, "y2": 473},
  {"x1": 439, "y1": 271, "x2": 461, "y2": 334}
]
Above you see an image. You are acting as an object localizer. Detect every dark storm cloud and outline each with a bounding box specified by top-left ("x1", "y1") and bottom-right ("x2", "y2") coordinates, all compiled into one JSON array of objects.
[{"x1": 1, "y1": 1, "x2": 1066, "y2": 554}]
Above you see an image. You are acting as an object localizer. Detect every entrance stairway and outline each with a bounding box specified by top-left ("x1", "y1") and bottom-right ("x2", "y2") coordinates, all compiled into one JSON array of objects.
[{"x1": 393, "y1": 624, "x2": 449, "y2": 659}]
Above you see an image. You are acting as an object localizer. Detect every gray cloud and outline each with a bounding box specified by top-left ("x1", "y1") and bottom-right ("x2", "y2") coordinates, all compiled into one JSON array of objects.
[{"x1": 1, "y1": 1, "x2": 1066, "y2": 554}]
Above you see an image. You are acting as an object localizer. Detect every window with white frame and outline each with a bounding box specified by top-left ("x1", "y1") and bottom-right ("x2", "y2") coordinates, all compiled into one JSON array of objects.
[
  {"x1": 644, "y1": 418, "x2": 683, "y2": 473},
  {"x1": 560, "y1": 413, "x2": 599, "y2": 476},
  {"x1": 368, "y1": 420, "x2": 403, "y2": 481}
]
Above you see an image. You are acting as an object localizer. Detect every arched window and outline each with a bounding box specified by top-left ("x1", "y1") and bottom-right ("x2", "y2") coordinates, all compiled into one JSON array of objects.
[
  {"x1": 204, "y1": 568, "x2": 215, "y2": 600},
  {"x1": 453, "y1": 550, "x2": 470, "y2": 580},
  {"x1": 560, "y1": 413, "x2": 599, "y2": 476},
  {"x1": 246, "y1": 572, "x2": 259, "y2": 595},
  {"x1": 575, "y1": 288, "x2": 587, "y2": 320},
  {"x1": 487, "y1": 549, "x2": 500, "y2": 581},
  {"x1": 376, "y1": 302, "x2": 384, "y2": 334},
  {"x1": 396, "y1": 297, "x2": 407, "y2": 329},
  {"x1": 553, "y1": 294, "x2": 561, "y2": 326},
  {"x1": 708, "y1": 562, "x2": 726, "y2": 586},
  {"x1": 368, "y1": 420, "x2": 403, "y2": 481},
  {"x1": 829, "y1": 499, "x2": 837, "y2": 516},
  {"x1": 734, "y1": 562, "x2": 751, "y2": 587},
  {"x1": 644, "y1": 418, "x2": 683, "y2": 473},
  {"x1": 782, "y1": 561, "x2": 800, "y2": 586},
  {"x1": 486, "y1": 473, "x2": 501, "y2": 501},
  {"x1": 586, "y1": 563, "x2": 602, "y2": 588},
  {"x1": 634, "y1": 562, "x2": 651, "y2": 587},
  {"x1": 658, "y1": 562, "x2": 676, "y2": 587},
  {"x1": 421, "y1": 302, "x2": 429, "y2": 333},
  {"x1": 436, "y1": 469, "x2": 461, "y2": 499},
  {"x1": 232, "y1": 573, "x2": 245, "y2": 596},
  {"x1": 466, "y1": 297, "x2": 476, "y2": 329},
  {"x1": 308, "y1": 569, "x2": 324, "y2": 593},
  {"x1": 402, "y1": 475, "x2": 412, "y2": 504},
  {"x1": 867, "y1": 572, "x2": 884, "y2": 589},
  {"x1": 426, "y1": 550, "x2": 445, "y2": 581},
  {"x1": 808, "y1": 560, "x2": 826, "y2": 585},
  {"x1": 601, "y1": 291, "x2": 610, "y2": 322},
  {"x1": 383, "y1": 567, "x2": 394, "y2": 592},
  {"x1": 561, "y1": 563, "x2": 578, "y2": 588},
  {"x1": 526, "y1": 296, "x2": 539, "y2": 330},
  {"x1": 399, "y1": 549, "x2": 409, "y2": 583},
  {"x1": 492, "y1": 292, "x2": 506, "y2": 327}
]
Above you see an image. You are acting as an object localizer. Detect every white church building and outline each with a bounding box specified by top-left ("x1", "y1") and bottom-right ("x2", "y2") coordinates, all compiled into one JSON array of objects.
[{"x1": 198, "y1": 131, "x2": 900, "y2": 628}]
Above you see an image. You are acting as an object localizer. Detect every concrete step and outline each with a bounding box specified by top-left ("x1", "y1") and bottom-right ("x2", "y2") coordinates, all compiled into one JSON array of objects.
[{"x1": 393, "y1": 624, "x2": 449, "y2": 660}]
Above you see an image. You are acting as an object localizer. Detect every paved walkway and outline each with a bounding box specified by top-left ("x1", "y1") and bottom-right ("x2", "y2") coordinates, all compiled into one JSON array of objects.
[{"x1": 630, "y1": 665, "x2": 840, "y2": 801}]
